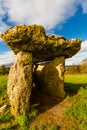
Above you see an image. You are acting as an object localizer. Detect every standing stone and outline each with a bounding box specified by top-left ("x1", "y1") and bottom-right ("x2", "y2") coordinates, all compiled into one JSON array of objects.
[
  {"x1": 7, "y1": 51, "x2": 32, "y2": 117},
  {"x1": 34, "y1": 57, "x2": 65, "y2": 98}
]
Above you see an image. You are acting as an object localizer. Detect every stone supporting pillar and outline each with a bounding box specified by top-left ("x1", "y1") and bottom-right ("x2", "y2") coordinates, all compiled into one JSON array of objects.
[
  {"x1": 34, "y1": 57, "x2": 65, "y2": 98},
  {"x1": 7, "y1": 51, "x2": 33, "y2": 117}
]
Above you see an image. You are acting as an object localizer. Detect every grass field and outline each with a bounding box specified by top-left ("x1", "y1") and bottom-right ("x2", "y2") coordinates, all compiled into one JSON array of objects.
[
  {"x1": 65, "y1": 74, "x2": 87, "y2": 84},
  {"x1": 0, "y1": 75, "x2": 17, "y2": 130},
  {"x1": 0, "y1": 74, "x2": 87, "y2": 129},
  {"x1": 65, "y1": 74, "x2": 87, "y2": 95},
  {"x1": 64, "y1": 74, "x2": 87, "y2": 129},
  {"x1": 0, "y1": 75, "x2": 8, "y2": 107}
]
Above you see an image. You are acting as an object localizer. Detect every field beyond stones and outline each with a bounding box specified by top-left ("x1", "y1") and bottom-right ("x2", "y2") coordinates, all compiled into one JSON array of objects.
[{"x1": 0, "y1": 74, "x2": 87, "y2": 130}]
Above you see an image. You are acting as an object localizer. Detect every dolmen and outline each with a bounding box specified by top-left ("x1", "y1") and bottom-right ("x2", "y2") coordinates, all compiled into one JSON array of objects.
[{"x1": 0, "y1": 24, "x2": 81, "y2": 117}]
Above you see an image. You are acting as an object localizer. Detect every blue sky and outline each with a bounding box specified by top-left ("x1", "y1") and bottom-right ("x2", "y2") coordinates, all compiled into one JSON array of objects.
[{"x1": 0, "y1": 0, "x2": 87, "y2": 66}]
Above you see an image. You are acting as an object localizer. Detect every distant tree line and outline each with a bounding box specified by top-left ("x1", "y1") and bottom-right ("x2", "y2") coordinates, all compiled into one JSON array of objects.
[
  {"x1": 65, "y1": 59, "x2": 87, "y2": 74},
  {"x1": 0, "y1": 58, "x2": 87, "y2": 75},
  {"x1": 0, "y1": 65, "x2": 9, "y2": 75}
]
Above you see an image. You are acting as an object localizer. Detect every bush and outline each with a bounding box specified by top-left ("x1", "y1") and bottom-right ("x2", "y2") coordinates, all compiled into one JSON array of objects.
[{"x1": 0, "y1": 65, "x2": 9, "y2": 75}]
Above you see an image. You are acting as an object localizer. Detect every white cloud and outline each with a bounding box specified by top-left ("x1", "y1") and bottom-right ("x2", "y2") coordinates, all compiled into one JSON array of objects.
[
  {"x1": 0, "y1": 51, "x2": 15, "y2": 66},
  {"x1": 0, "y1": 0, "x2": 9, "y2": 33},
  {"x1": 0, "y1": 0, "x2": 6, "y2": 16},
  {"x1": 0, "y1": 0, "x2": 82, "y2": 32},
  {"x1": 0, "y1": 0, "x2": 87, "y2": 66},
  {"x1": 65, "y1": 40, "x2": 87, "y2": 65},
  {"x1": 79, "y1": 40, "x2": 87, "y2": 52},
  {"x1": 0, "y1": 19, "x2": 9, "y2": 33},
  {"x1": 78, "y1": 0, "x2": 87, "y2": 13},
  {"x1": 0, "y1": 0, "x2": 87, "y2": 32},
  {"x1": 4, "y1": 0, "x2": 78, "y2": 30}
]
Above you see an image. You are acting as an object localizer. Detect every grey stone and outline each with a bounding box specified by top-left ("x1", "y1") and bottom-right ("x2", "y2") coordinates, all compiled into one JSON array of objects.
[
  {"x1": 7, "y1": 51, "x2": 32, "y2": 117},
  {"x1": 34, "y1": 57, "x2": 65, "y2": 98},
  {"x1": 0, "y1": 105, "x2": 7, "y2": 114}
]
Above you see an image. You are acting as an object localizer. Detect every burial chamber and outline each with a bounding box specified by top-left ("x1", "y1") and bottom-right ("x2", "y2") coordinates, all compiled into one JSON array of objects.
[{"x1": 0, "y1": 24, "x2": 81, "y2": 117}]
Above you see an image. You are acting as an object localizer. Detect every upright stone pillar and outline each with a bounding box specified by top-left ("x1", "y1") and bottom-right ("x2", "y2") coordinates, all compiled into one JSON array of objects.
[
  {"x1": 34, "y1": 57, "x2": 65, "y2": 98},
  {"x1": 7, "y1": 51, "x2": 32, "y2": 117}
]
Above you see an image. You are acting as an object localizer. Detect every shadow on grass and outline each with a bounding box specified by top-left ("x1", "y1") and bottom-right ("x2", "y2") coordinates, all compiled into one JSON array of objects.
[
  {"x1": 64, "y1": 82, "x2": 87, "y2": 96},
  {"x1": 30, "y1": 82, "x2": 87, "y2": 114}
]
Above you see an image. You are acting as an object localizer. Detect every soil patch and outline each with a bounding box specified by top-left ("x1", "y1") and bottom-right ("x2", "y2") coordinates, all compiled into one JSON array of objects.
[{"x1": 30, "y1": 89, "x2": 72, "y2": 127}]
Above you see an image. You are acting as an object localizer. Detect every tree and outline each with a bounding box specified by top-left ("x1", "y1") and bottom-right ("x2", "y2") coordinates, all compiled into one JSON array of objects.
[
  {"x1": 0, "y1": 65, "x2": 7, "y2": 75},
  {"x1": 80, "y1": 62, "x2": 87, "y2": 73},
  {"x1": 65, "y1": 65, "x2": 80, "y2": 74}
]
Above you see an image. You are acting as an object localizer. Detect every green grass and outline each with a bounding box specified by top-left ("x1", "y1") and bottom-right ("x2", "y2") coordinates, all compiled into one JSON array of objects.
[
  {"x1": 16, "y1": 115, "x2": 29, "y2": 130},
  {"x1": 1, "y1": 74, "x2": 87, "y2": 129},
  {"x1": 0, "y1": 75, "x2": 7, "y2": 97},
  {"x1": 15, "y1": 107, "x2": 38, "y2": 130},
  {"x1": 64, "y1": 74, "x2": 87, "y2": 95},
  {"x1": 65, "y1": 74, "x2": 87, "y2": 84},
  {"x1": 0, "y1": 75, "x2": 38, "y2": 129},
  {"x1": 29, "y1": 124, "x2": 59, "y2": 130},
  {"x1": 0, "y1": 110, "x2": 12, "y2": 123},
  {"x1": 64, "y1": 74, "x2": 87, "y2": 129},
  {"x1": 0, "y1": 75, "x2": 8, "y2": 107},
  {"x1": 64, "y1": 87, "x2": 87, "y2": 129},
  {"x1": 0, "y1": 75, "x2": 18, "y2": 130}
]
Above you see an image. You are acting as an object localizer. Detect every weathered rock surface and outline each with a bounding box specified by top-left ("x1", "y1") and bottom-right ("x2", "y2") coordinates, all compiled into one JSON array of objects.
[
  {"x1": 0, "y1": 105, "x2": 7, "y2": 114},
  {"x1": 34, "y1": 57, "x2": 65, "y2": 98},
  {"x1": 1, "y1": 24, "x2": 81, "y2": 62},
  {"x1": 7, "y1": 51, "x2": 32, "y2": 117}
]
